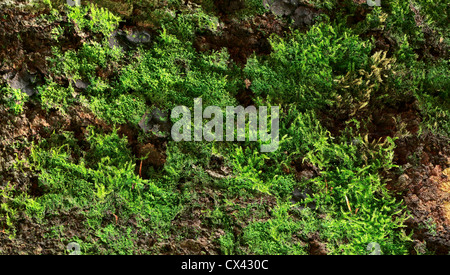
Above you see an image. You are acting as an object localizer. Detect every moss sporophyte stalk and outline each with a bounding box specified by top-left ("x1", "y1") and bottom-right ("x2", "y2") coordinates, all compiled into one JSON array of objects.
[{"x1": 171, "y1": 98, "x2": 280, "y2": 152}]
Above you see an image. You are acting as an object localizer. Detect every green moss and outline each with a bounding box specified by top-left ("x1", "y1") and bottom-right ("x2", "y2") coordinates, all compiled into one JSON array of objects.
[
  {"x1": 67, "y1": 4, "x2": 122, "y2": 36},
  {"x1": 3, "y1": 0, "x2": 449, "y2": 255},
  {"x1": 26, "y1": 128, "x2": 182, "y2": 254},
  {"x1": 117, "y1": 31, "x2": 238, "y2": 109},
  {"x1": 245, "y1": 21, "x2": 372, "y2": 109},
  {"x1": 1, "y1": 85, "x2": 28, "y2": 115},
  {"x1": 242, "y1": 203, "x2": 308, "y2": 255}
]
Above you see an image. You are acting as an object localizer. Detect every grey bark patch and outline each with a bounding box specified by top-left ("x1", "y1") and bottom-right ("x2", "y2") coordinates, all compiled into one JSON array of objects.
[
  {"x1": 108, "y1": 30, "x2": 152, "y2": 52},
  {"x1": 263, "y1": 0, "x2": 321, "y2": 27},
  {"x1": 125, "y1": 31, "x2": 151, "y2": 44},
  {"x1": 108, "y1": 30, "x2": 129, "y2": 52},
  {"x1": 270, "y1": 1, "x2": 296, "y2": 16},
  {"x1": 3, "y1": 70, "x2": 39, "y2": 96},
  {"x1": 291, "y1": 187, "x2": 317, "y2": 210},
  {"x1": 74, "y1": 79, "x2": 89, "y2": 90},
  {"x1": 139, "y1": 108, "x2": 171, "y2": 138},
  {"x1": 291, "y1": 6, "x2": 319, "y2": 27}
]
